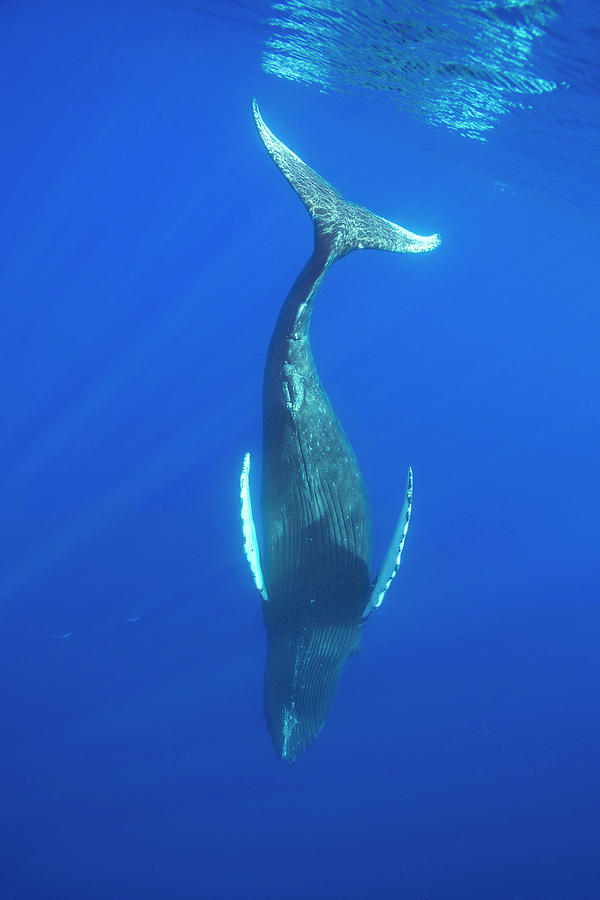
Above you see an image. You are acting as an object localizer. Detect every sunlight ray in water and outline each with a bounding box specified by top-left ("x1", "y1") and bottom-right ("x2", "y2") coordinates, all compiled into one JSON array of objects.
[
  {"x1": 263, "y1": 0, "x2": 562, "y2": 140},
  {"x1": 0, "y1": 399, "x2": 238, "y2": 606}
]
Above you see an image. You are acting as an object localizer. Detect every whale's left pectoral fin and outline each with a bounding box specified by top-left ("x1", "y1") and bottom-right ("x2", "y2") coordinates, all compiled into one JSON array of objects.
[
  {"x1": 240, "y1": 453, "x2": 268, "y2": 601},
  {"x1": 363, "y1": 467, "x2": 413, "y2": 618}
]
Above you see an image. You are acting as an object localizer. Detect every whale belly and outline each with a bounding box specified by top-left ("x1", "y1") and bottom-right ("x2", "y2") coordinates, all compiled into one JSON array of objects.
[
  {"x1": 262, "y1": 362, "x2": 371, "y2": 601},
  {"x1": 261, "y1": 364, "x2": 371, "y2": 760}
]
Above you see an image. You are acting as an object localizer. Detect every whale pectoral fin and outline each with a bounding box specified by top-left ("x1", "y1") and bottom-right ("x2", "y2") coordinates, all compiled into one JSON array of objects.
[
  {"x1": 363, "y1": 467, "x2": 413, "y2": 618},
  {"x1": 240, "y1": 452, "x2": 268, "y2": 601}
]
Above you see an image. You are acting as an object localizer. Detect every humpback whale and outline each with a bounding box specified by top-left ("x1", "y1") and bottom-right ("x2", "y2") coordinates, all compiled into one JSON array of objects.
[{"x1": 241, "y1": 100, "x2": 440, "y2": 761}]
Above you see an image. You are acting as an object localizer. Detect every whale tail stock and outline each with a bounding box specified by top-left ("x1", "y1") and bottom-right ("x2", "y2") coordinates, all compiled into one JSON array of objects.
[{"x1": 252, "y1": 98, "x2": 441, "y2": 261}]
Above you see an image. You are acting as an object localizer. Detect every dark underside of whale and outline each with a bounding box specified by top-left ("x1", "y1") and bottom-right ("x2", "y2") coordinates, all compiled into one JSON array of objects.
[
  {"x1": 261, "y1": 405, "x2": 372, "y2": 761},
  {"x1": 241, "y1": 100, "x2": 438, "y2": 761}
]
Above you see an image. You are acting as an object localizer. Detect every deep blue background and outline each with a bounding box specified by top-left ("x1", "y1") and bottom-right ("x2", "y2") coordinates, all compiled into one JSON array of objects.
[{"x1": 1, "y1": 1, "x2": 599, "y2": 898}]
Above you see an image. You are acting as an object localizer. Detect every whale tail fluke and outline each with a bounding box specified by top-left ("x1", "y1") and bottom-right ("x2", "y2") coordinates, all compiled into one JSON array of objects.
[{"x1": 252, "y1": 98, "x2": 441, "y2": 260}]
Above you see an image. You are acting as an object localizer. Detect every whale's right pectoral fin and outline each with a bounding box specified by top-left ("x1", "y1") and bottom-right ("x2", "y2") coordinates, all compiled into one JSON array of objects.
[
  {"x1": 240, "y1": 452, "x2": 268, "y2": 601},
  {"x1": 363, "y1": 467, "x2": 413, "y2": 618}
]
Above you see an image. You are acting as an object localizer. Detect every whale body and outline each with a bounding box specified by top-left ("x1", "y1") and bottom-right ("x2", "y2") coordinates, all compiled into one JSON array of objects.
[{"x1": 241, "y1": 101, "x2": 440, "y2": 761}]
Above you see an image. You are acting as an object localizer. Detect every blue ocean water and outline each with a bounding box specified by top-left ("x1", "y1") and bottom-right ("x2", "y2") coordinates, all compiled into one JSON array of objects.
[{"x1": 0, "y1": 0, "x2": 599, "y2": 897}]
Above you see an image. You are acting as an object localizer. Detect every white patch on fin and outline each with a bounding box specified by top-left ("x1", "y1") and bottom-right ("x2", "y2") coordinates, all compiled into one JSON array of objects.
[
  {"x1": 240, "y1": 452, "x2": 268, "y2": 601},
  {"x1": 364, "y1": 467, "x2": 413, "y2": 617}
]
